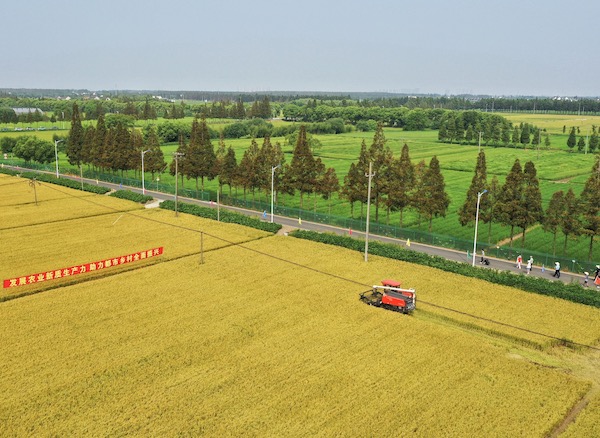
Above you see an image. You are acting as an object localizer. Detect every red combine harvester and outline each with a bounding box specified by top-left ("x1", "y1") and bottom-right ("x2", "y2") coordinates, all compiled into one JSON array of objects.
[{"x1": 359, "y1": 279, "x2": 416, "y2": 314}]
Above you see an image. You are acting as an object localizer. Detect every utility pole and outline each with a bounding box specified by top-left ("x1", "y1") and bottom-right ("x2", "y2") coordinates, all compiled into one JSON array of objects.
[
  {"x1": 364, "y1": 161, "x2": 375, "y2": 262},
  {"x1": 173, "y1": 152, "x2": 184, "y2": 217}
]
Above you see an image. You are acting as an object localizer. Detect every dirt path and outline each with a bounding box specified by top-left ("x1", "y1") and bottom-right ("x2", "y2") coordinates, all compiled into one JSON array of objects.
[
  {"x1": 548, "y1": 349, "x2": 600, "y2": 436},
  {"x1": 495, "y1": 224, "x2": 541, "y2": 248}
]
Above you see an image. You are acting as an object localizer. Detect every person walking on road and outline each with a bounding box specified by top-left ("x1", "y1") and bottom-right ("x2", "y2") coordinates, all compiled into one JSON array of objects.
[
  {"x1": 516, "y1": 254, "x2": 523, "y2": 270},
  {"x1": 526, "y1": 258, "x2": 532, "y2": 275},
  {"x1": 480, "y1": 249, "x2": 485, "y2": 264},
  {"x1": 553, "y1": 261, "x2": 561, "y2": 278},
  {"x1": 584, "y1": 272, "x2": 589, "y2": 287}
]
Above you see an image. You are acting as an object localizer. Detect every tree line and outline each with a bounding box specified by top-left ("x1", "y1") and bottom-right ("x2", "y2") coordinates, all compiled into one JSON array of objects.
[
  {"x1": 438, "y1": 111, "x2": 550, "y2": 149},
  {"x1": 565, "y1": 125, "x2": 600, "y2": 153}
]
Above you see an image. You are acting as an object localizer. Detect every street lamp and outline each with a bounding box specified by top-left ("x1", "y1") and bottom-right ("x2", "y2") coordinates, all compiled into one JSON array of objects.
[
  {"x1": 54, "y1": 140, "x2": 63, "y2": 178},
  {"x1": 472, "y1": 189, "x2": 488, "y2": 267},
  {"x1": 270, "y1": 164, "x2": 280, "y2": 223},
  {"x1": 141, "y1": 149, "x2": 150, "y2": 195}
]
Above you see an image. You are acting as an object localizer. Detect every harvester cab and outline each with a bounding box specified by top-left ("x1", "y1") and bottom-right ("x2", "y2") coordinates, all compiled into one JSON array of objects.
[{"x1": 359, "y1": 279, "x2": 416, "y2": 314}]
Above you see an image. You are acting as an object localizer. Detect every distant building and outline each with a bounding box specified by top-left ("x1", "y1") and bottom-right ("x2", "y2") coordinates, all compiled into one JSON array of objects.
[{"x1": 12, "y1": 107, "x2": 44, "y2": 115}]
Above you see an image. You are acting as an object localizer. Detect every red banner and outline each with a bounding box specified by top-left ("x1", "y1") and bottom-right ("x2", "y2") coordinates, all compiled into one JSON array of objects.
[{"x1": 3, "y1": 247, "x2": 163, "y2": 288}]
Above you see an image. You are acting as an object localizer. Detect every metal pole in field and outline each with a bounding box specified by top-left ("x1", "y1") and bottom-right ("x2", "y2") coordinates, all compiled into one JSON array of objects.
[
  {"x1": 80, "y1": 165, "x2": 84, "y2": 190},
  {"x1": 472, "y1": 189, "x2": 488, "y2": 267},
  {"x1": 54, "y1": 140, "x2": 63, "y2": 178},
  {"x1": 200, "y1": 232, "x2": 204, "y2": 264},
  {"x1": 173, "y1": 152, "x2": 184, "y2": 217},
  {"x1": 364, "y1": 161, "x2": 375, "y2": 262},
  {"x1": 141, "y1": 149, "x2": 150, "y2": 194},
  {"x1": 217, "y1": 186, "x2": 220, "y2": 221}
]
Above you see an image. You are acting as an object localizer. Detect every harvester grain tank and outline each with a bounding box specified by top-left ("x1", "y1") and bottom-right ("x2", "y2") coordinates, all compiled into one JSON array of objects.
[{"x1": 359, "y1": 279, "x2": 416, "y2": 314}]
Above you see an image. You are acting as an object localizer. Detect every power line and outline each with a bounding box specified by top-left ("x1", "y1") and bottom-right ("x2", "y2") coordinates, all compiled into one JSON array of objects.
[{"x1": 18, "y1": 181, "x2": 600, "y2": 351}]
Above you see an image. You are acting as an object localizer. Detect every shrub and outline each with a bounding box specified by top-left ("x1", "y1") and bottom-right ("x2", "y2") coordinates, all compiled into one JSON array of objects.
[
  {"x1": 110, "y1": 190, "x2": 154, "y2": 204},
  {"x1": 160, "y1": 200, "x2": 281, "y2": 233}
]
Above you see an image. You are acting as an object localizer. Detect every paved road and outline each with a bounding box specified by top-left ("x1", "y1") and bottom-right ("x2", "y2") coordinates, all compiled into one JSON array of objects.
[{"x1": 7, "y1": 165, "x2": 590, "y2": 287}]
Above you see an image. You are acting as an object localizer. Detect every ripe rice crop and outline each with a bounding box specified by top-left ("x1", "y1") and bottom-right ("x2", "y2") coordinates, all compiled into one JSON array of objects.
[
  {"x1": 0, "y1": 241, "x2": 590, "y2": 436},
  {"x1": 251, "y1": 236, "x2": 600, "y2": 348},
  {"x1": 1, "y1": 202, "x2": 269, "y2": 300},
  {"x1": 0, "y1": 181, "x2": 142, "y2": 230},
  {"x1": 562, "y1": 393, "x2": 600, "y2": 437}
]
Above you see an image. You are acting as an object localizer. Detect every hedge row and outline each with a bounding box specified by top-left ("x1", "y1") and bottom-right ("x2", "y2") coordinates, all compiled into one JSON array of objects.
[
  {"x1": 290, "y1": 230, "x2": 600, "y2": 309},
  {"x1": 160, "y1": 200, "x2": 282, "y2": 234},
  {"x1": 109, "y1": 190, "x2": 154, "y2": 204},
  {"x1": 0, "y1": 167, "x2": 110, "y2": 194}
]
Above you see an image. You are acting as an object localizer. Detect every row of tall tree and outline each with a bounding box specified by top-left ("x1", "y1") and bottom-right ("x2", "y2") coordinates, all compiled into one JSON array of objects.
[
  {"x1": 566, "y1": 126, "x2": 600, "y2": 153},
  {"x1": 438, "y1": 111, "x2": 550, "y2": 148},
  {"x1": 340, "y1": 124, "x2": 450, "y2": 231},
  {"x1": 66, "y1": 103, "x2": 166, "y2": 177}
]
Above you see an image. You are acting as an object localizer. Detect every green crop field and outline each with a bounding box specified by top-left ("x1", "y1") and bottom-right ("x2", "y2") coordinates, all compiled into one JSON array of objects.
[{"x1": 1, "y1": 173, "x2": 599, "y2": 436}]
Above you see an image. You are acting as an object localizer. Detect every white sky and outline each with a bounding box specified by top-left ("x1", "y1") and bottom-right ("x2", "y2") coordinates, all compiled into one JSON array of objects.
[{"x1": 2, "y1": 0, "x2": 598, "y2": 96}]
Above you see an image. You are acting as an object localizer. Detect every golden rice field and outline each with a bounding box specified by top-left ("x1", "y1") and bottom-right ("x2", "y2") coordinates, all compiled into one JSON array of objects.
[
  {"x1": 562, "y1": 393, "x2": 600, "y2": 437},
  {"x1": 1, "y1": 174, "x2": 599, "y2": 436}
]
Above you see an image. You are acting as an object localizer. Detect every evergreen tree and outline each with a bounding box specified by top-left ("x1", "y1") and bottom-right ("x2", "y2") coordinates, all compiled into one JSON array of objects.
[
  {"x1": 579, "y1": 159, "x2": 600, "y2": 260},
  {"x1": 543, "y1": 190, "x2": 565, "y2": 256},
  {"x1": 186, "y1": 117, "x2": 216, "y2": 194},
  {"x1": 169, "y1": 132, "x2": 188, "y2": 189},
  {"x1": 520, "y1": 161, "x2": 543, "y2": 244},
  {"x1": 81, "y1": 125, "x2": 95, "y2": 166},
  {"x1": 544, "y1": 133, "x2": 551, "y2": 149},
  {"x1": 464, "y1": 125, "x2": 475, "y2": 144},
  {"x1": 511, "y1": 126, "x2": 520, "y2": 145},
  {"x1": 411, "y1": 160, "x2": 427, "y2": 229},
  {"x1": 567, "y1": 127, "x2": 577, "y2": 151},
  {"x1": 414, "y1": 156, "x2": 450, "y2": 231},
  {"x1": 437, "y1": 120, "x2": 448, "y2": 142},
  {"x1": 340, "y1": 162, "x2": 363, "y2": 218},
  {"x1": 384, "y1": 143, "x2": 415, "y2": 227},
  {"x1": 481, "y1": 175, "x2": 500, "y2": 243},
  {"x1": 143, "y1": 125, "x2": 166, "y2": 178},
  {"x1": 561, "y1": 188, "x2": 582, "y2": 255},
  {"x1": 589, "y1": 126, "x2": 599, "y2": 153},
  {"x1": 519, "y1": 123, "x2": 531, "y2": 146},
  {"x1": 318, "y1": 167, "x2": 340, "y2": 215},
  {"x1": 459, "y1": 151, "x2": 488, "y2": 226},
  {"x1": 66, "y1": 102, "x2": 84, "y2": 167},
  {"x1": 368, "y1": 123, "x2": 393, "y2": 221},
  {"x1": 220, "y1": 146, "x2": 238, "y2": 196},
  {"x1": 496, "y1": 159, "x2": 525, "y2": 246},
  {"x1": 288, "y1": 125, "x2": 317, "y2": 209},
  {"x1": 90, "y1": 113, "x2": 107, "y2": 170},
  {"x1": 501, "y1": 124, "x2": 511, "y2": 145},
  {"x1": 238, "y1": 138, "x2": 260, "y2": 200},
  {"x1": 577, "y1": 135, "x2": 586, "y2": 153}
]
